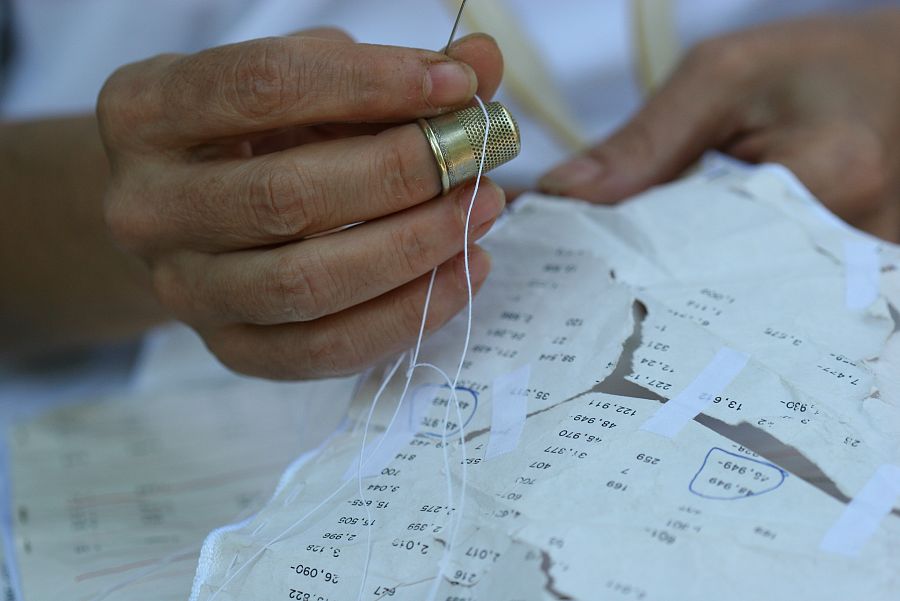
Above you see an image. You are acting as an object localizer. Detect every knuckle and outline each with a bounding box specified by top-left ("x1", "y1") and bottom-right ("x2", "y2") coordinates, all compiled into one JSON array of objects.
[
  {"x1": 97, "y1": 62, "x2": 143, "y2": 118},
  {"x1": 331, "y1": 47, "x2": 381, "y2": 108},
  {"x1": 102, "y1": 193, "x2": 130, "y2": 246},
  {"x1": 252, "y1": 163, "x2": 315, "y2": 237},
  {"x1": 149, "y1": 262, "x2": 191, "y2": 317},
  {"x1": 306, "y1": 326, "x2": 363, "y2": 376},
  {"x1": 103, "y1": 187, "x2": 154, "y2": 253},
  {"x1": 97, "y1": 65, "x2": 146, "y2": 146},
  {"x1": 99, "y1": 54, "x2": 178, "y2": 146},
  {"x1": 392, "y1": 284, "x2": 434, "y2": 338},
  {"x1": 374, "y1": 137, "x2": 430, "y2": 203},
  {"x1": 223, "y1": 40, "x2": 294, "y2": 121},
  {"x1": 96, "y1": 68, "x2": 126, "y2": 132},
  {"x1": 685, "y1": 35, "x2": 753, "y2": 78},
  {"x1": 271, "y1": 249, "x2": 334, "y2": 321},
  {"x1": 390, "y1": 222, "x2": 431, "y2": 277}
]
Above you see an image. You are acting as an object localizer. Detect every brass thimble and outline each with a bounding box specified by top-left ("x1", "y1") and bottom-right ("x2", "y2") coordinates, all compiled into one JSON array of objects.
[{"x1": 418, "y1": 101, "x2": 521, "y2": 195}]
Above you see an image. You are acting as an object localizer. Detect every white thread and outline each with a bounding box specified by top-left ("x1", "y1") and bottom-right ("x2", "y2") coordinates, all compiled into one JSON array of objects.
[
  {"x1": 434, "y1": 368, "x2": 456, "y2": 591},
  {"x1": 357, "y1": 96, "x2": 490, "y2": 601},
  {"x1": 249, "y1": 520, "x2": 268, "y2": 537},
  {"x1": 409, "y1": 364, "x2": 458, "y2": 557},
  {"x1": 424, "y1": 94, "x2": 490, "y2": 601},
  {"x1": 283, "y1": 486, "x2": 301, "y2": 507},
  {"x1": 209, "y1": 94, "x2": 490, "y2": 601},
  {"x1": 413, "y1": 362, "x2": 466, "y2": 595},
  {"x1": 206, "y1": 484, "x2": 345, "y2": 600},
  {"x1": 344, "y1": 426, "x2": 416, "y2": 481},
  {"x1": 225, "y1": 555, "x2": 239, "y2": 578},
  {"x1": 354, "y1": 270, "x2": 439, "y2": 600},
  {"x1": 206, "y1": 353, "x2": 406, "y2": 601}
]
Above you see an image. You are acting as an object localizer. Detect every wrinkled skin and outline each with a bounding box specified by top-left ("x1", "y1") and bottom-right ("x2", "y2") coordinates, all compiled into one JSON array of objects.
[
  {"x1": 541, "y1": 10, "x2": 900, "y2": 243},
  {"x1": 98, "y1": 29, "x2": 505, "y2": 379}
]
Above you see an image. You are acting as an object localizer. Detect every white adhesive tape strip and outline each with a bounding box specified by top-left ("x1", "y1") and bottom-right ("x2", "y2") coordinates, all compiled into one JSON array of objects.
[
  {"x1": 639, "y1": 347, "x2": 749, "y2": 438},
  {"x1": 820, "y1": 464, "x2": 900, "y2": 557},
  {"x1": 819, "y1": 464, "x2": 900, "y2": 557},
  {"x1": 843, "y1": 239, "x2": 881, "y2": 310},
  {"x1": 485, "y1": 363, "x2": 531, "y2": 460}
]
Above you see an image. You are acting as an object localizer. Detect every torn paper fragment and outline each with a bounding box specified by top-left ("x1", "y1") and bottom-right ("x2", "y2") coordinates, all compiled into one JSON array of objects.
[
  {"x1": 820, "y1": 464, "x2": 900, "y2": 557},
  {"x1": 485, "y1": 363, "x2": 531, "y2": 460},
  {"x1": 188, "y1": 168, "x2": 900, "y2": 601},
  {"x1": 13, "y1": 163, "x2": 900, "y2": 601},
  {"x1": 9, "y1": 377, "x2": 357, "y2": 601},
  {"x1": 639, "y1": 347, "x2": 749, "y2": 438}
]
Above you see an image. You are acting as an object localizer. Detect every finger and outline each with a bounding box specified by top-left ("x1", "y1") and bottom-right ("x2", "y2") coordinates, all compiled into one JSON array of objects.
[
  {"x1": 538, "y1": 40, "x2": 752, "y2": 203},
  {"x1": 246, "y1": 31, "x2": 506, "y2": 154},
  {"x1": 146, "y1": 121, "x2": 466, "y2": 251},
  {"x1": 247, "y1": 122, "x2": 391, "y2": 156},
  {"x1": 199, "y1": 120, "x2": 392, "y2": 160},
  {"x1": 446, "y1": 33, "x2": 503, "y2": 100},
  {"x1": 147, "y1": 34, "x2": 502, "y2": 144},
  {"x1": 204, "y1": 246, "x2": 492, "y2": 380},
  {"x1": 735, "y1": 121, "x2": 894, "y2": 236},
  {"x1": 178, "y1": 27, "x2": 357, "y2": 158},
  {"x1": 288, "y1": 27, "x2": 355, "y2": 43},
  {"x1": 154, "y1": 180, "x2": 504, "y2": 325}
]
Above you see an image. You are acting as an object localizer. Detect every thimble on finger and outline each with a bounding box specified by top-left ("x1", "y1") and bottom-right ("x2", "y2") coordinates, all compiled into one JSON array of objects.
[{"x1": 418, "y1": 101, "x2": 521, "y2": 195}]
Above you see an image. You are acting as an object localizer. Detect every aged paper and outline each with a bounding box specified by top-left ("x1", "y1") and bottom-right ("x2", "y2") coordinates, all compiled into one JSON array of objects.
[
  {"x1": 8, "y1": 377, "x2": 357, "y2": 601},
  {"x1": 188, "y1": 164, "x2": 900, "y2": 601}
]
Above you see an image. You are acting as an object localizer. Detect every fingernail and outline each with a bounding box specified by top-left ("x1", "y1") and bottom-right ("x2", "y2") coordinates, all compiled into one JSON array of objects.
[
  {"x1": 426, "y1": 62, "x2": 476, "y2": 107},
  {"x1": 539, "y1": 156, "x2": 605, "y2": 193},
  {"x1": 455, "y1": 245, "x2": 492, "y2": 290},
  {"x1": 462, "y1": 180, "x2": 506, "y2": 231},
  {"x1": 447, "y1": 32, "x2": 496, "y2": 48}
]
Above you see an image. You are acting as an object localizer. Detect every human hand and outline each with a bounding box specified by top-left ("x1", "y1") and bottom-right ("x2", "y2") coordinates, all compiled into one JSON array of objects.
[
  {"x1": 97, "y1": 29, "x2": 504, "y2": 379},
  {"x1": 539, "y1": 10, "x2": 900, "y2": 241}
]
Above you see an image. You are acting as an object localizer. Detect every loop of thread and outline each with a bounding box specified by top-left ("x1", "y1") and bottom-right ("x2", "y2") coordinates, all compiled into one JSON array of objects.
[{"x1": 207, "y1": 96, "x2": 491, "y2": 601}]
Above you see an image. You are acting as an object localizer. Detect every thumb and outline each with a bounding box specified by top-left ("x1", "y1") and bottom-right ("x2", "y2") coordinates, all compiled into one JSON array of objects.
[
  {"x1": 288, "y1": 27, "x2": 355, "y2": 43},
  {"x1": 539, "y1": 45, "x2": 745, "y2": 203}
]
